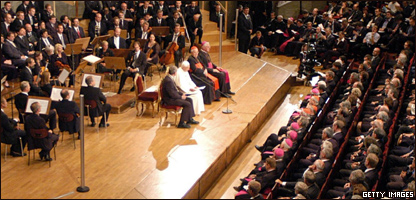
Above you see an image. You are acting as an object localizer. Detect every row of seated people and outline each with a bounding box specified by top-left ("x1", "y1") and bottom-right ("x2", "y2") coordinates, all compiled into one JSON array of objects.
[
  {"x1": 385, "y1": 77, "x2": 415, "y2": 192},
  {"x1": 272, "y1": 58, "x2": 368, "y2": 199},
  {"x1": 230, "y1": 56, "x2": 355, "y2": 198},
  {"x1": 322, "y1": 48, "x2": 413, "y2": 198},
  {"x1": 239, "y1": 2, "x2": 415, "y2": 68},
  {"x1": 1, "y1": 74, "x2": 112, "y2": 160}
]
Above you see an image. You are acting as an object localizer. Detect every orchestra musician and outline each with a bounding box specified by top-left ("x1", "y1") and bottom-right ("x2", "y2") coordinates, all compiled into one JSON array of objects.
[
  {"x1": 118, "y1": 41, "x2": 147, "y2": 94},
  {"x1": 143, "y1": 33, "x2": 161, "y2": 77},
  {"x1": 163, "y1": 23, "x2": 185, "y2": 67}
]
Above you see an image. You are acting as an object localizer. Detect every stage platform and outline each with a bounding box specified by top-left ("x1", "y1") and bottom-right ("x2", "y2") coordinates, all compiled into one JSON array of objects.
[{"x1": 1, "y1": 52, "x2": 296, "y2": 199}]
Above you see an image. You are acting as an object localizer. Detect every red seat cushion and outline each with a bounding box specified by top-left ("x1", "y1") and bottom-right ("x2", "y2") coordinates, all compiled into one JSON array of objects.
[
  {"x1": 138, "y1": 92, "x2": 158, "y2": 101},
  {"x1": 161, "y1": 105, "x2": 181, "y2": 110}
]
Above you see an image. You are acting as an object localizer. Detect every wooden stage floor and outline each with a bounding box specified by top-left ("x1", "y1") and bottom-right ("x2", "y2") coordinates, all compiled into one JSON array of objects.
[{"x1": 1, "y1": 51, "x2": 299, "y2": 199}]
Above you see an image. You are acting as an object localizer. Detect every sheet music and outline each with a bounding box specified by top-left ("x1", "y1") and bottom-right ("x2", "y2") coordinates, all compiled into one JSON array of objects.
[
  {"x1": 82, "y1": 55, "x2": 101, "y2": 64},
  {"x1": 144, "y1": 85, "x2": 158, "y2": 92},
  {"x1": 275, "y1": 29, "x2": 284, "y2": 34},
  {"x1": 58, "y1": 69, "x2": 70, "y2": 84},
  {"x1": 198, "y1": 86, "x2": 206, "y2": 90},
  {"x1": 50, "y1": 87, "x2": 75, "y2": 101},
  {"x1": 291, "y1": 30, "x2": 298, "y2": 34},
  {"x1": 25, "y1": 98, "x2": 50, "y2": 114},
  {"x1": 81, "y1": 74, "x2": 102, "y2": 88}
]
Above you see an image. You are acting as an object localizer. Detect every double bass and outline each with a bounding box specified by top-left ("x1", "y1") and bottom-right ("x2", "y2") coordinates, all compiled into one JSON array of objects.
[{"x1": 160, "y1": 40, "x2": 178, "y2": 65}]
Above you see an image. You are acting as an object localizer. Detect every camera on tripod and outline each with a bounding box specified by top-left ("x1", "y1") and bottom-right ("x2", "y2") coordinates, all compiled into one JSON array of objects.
[{"x1": 298, "y1": 42, "x2": 321, "y2": 79}]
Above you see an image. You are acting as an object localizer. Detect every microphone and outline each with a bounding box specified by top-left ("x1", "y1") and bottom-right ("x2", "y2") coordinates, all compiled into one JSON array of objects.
[{"x1": 190, "y1": 73, "x2": 236, "y2": 104}]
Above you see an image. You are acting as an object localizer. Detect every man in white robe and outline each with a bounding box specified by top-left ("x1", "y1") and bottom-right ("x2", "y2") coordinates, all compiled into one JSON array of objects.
[{"x1": 174, "y1": 61, "x2": 205, "y2": 115}]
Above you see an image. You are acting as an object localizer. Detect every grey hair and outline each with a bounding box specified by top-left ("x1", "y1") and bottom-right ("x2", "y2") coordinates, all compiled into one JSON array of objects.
[
  {"x1": 304, "y1": 170, "x2": 316, "y2": 184},
  {"x1": 323, "y1": 127, "x2": 334, "y2": 138},
  {"x1": 321, "y1": 146, "x2": 333, "y2": 159},
  {"x1": 349, "y1": 169, "x2": 365, "y2": 184},
  {"x1": 294, "y1": 182, "x2": 308, "y2": 196},
  {"x1": 376, "y1": 111, "x2": 389, "y2": 122},
  {"x1": 314, "y1": 159, "x2": 325, "y2": 171}
]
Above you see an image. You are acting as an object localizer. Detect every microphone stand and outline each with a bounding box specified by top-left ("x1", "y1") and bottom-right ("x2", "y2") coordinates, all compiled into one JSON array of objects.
[{"x1": 191, "y1": 73, "x2": 236, "y2": 114}]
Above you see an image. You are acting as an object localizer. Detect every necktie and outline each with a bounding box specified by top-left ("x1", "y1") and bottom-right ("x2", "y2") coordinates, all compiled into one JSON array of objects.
[
  {"x1": 158, "y1": 19, "x2": 161, "y2": 25},
  {"x1": 29, "y1": 16, "x2": 33, "y2": 25},
  {"x1": 60, "y1": 34, "x2": 65, "y2": 48},
  {"x1": 142, "y1": 32, "x2": 147, "y2": 39},
  {"x1": 7, "y1": 24, "x2": 9, "y2": 32},
  {"x1": 173, "y1": 34, "x2": 177, "y2": 42},
  {"x1": 76, "y1": 28, "x2": 81, "y2": 38}
]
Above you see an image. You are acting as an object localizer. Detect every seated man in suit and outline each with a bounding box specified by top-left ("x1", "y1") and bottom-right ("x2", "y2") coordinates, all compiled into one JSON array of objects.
[
  {"x1": 235, "y1": 180, "x2": 264, "y2": 199},
  {"x1": 234, "y1": 157, "x2": 279, "y2": 195},
  {"x1": 108, "y1": 27, "x2": 127, "y2": 49},
  {"x1": 161, "y1": 66, "x2": 199, "y2": 128},
  {"x1": 1, "y1": 97, "x2": 27, "y2": 157},
  {"x1": 80, "y1": 76, "x2": 111, "y2": 127},
  {"x1": 14, "y1": 27, "x2": 35, "y2": 57},
  {"x1": 187, "y1": 14, "x2": 203, "y2": 47},
  {"x1": 2, "y1": 32, "x2": 27, "y2": 68},
  {"x1": 118, "y1": 41, "x2": 147, "y2": 94},
  {"x1": 25, "y1": 101, "x2": 59, "y2": 161},
  {"x1": 55, "y1": 89, "x2": 80, "y2": 139},
  {"x1": 275, "y1": 170, "x2": 320, "y2": 199},
  {"x1": 20, "y1": 58, "x2": 43, "y2": 96},
  {"x1": 45, "y1": 15, "x2": 58, "y2": 36},
  {"x1": 52, "y1": 24, "x2": 70, "y2": 49},
  {"x1": 69, "y1": 18, "x2": 86, "y2": 42},
  {"x1": 15, "y1": 81, "x2": 56, "y2": 130},
  {"x1": 88, "y1": 13, "x2": 108, "y2": 42},
  {"x1": 10, "y1": 11, "x2": 26, "y2": 32}
]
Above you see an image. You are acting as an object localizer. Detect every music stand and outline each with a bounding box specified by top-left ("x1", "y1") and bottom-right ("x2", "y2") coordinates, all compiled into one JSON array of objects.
[
  {"x1": 50, "y1": 86, "x2": 75, "y2": 101},
  {"x1": 91, "y1": 35, "x2": 111, "y2": 56},
  {"x1": 81, "y1": 73, "x2": 104, "y2": 89},
  {"x1": 112, "y1": 49, "x2": 133, "y2": 59},
  {"x1": 151, "y1": 26, "x2": 170, "y2": 37},
  {"x1": 104, "y1": 57, "x2": 127, "y2": 92},
  {"x1": 25, "y1": 96, "x2": 52, "y2": 114},
  {"x1": 75, "y1": 37, "x2": 91, "y2": 51},
  {"x1": 65, "y1": 43, "x2": 83, "y2": 88}
]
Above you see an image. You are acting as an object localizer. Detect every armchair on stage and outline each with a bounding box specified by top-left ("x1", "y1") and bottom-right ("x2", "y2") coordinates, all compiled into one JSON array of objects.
[{"x1": 134, "y1": 73, "x2": 158, "y2": 117}]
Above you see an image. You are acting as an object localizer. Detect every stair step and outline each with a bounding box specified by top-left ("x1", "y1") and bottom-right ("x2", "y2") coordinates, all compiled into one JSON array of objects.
[{"x1": 204, "y1": 22, "x2": 219, "y2": 32}]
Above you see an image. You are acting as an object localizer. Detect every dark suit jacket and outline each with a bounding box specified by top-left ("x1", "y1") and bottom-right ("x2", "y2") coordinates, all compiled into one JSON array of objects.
[
  {"x1": 14, "y1": 92, "x2": 28, "y2": 117},
  {"x1": 187, "y1": 18, "x2": 202, "y2": 33},
  {"x1": 55, "y1": 99, "x2": 80, "y2": 133},
  {"x1": 161, "y1": 75, "x2": 183, "y2": 105},
  {"x1": 333, "y1": 131, "x2": 344, "y2": 144},
  {"x1": 0, "y1": 22, "x2": 9, "y2": 38},
  {"x1": 305, "y1": 15, "x2": 323, "y2": 27},
  {"x1": 45, "y1": 22, "x2": 58, "y2": 36},
  {"x1": 349, "y1": 10, "x2": 363, "y2": 22},
  {"x1": 2, "y1": 41, "x2": 23, "y2": 60},
  {"x1": 256, "y1": 169, "x2": 279, "y2": 193},
  {"x1": 107, "y1": 36, "x2": 127, "y2": 49},
  {"x1": 365, "y1": 169, "x2": 378, "y2": 189},
  {"x1": 20, "y1": 67, "x2": 34, "y2": 85},
  {"x1": 14, "y1": 36, "x2": 31, "y2": 56},
  {"x1": 88, "y1": 20, "x2": 108, "y2": 40},
  {"x1": 10, "y1": 19, "x2": 25, "y2": 32},
  {"x1": 315, "y1": 171, "x2": 326, "y2": 187},
  {"x1": 136, "y1": 6, "x2": 154, "y2": 19},
  {"x1": 1, "y1": 111, "x2": 19, "y2": 144},
  {"x1": 170, "y1": 6, "x2": 185, "y2": 16},
  {"x1": 332, "y1": 38, "x2": 348, "y2": 55},
  {"x1": 154, "y1": 4, "x2": 170, "y2": 17},
  {"x1": 80, "y1": 86, "x2": 107, "y2": 115},
  {"x1": 135, "y1": 28, "x2": 152, "y2": 40},
  {"x1": 83, "y1": 1, "x2": 102, "y2": 20},
  {"x1": 132, "y1": 50, "x2": 147, "y2": 75},
  {"x1": 185, "y1": 6, "x2": 201, "y2": 20},
  {"x1": 16, "y1": 3, "x2": 31, "y2": 14},
  {"x1": 249, "y1": 36, "x2": 265, "y2": 49},
  {"x1": 41, "y1": 10, "x2": 52, "y2": 22},
  {"x1": 307, "y1": 183, "x2": 320, "y2": 199},
  {"x1": 69, "y1": 26, "x2": 86, "y2": 42},
  {"x1": 150, "y1": 17, "x2": 167, "y2": 27},
  {"x1": 24, "y1": 14, "x2": 38, "y2": 28},
  {"x1": 26, "y1": 31, "x2": 38, "y2": 44},
  {"x1": 38, "y1": 37, "x2": 55, "y2": 51},
  {"x1": 24, "y1": 113, "x2": 55, "y2": 151},
  {"x1": 52, "y1": 33, "x2": 70, "y2": 47},
  {"x1": 168, "y1": 17, "x2": 184, "y2": 33},
  {"x1": 238, "y1": 14, "x2": 253, "y2": 40},
  {"x1": 164, "y1": 33, "x2": 185, "y2": 50}
]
